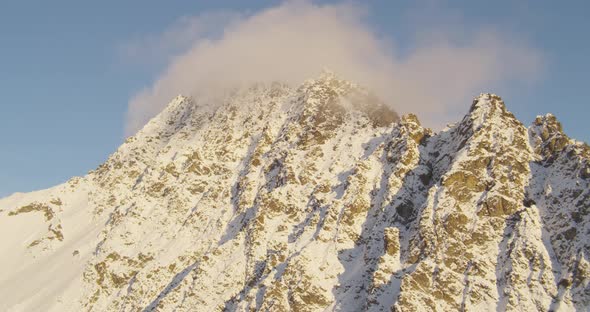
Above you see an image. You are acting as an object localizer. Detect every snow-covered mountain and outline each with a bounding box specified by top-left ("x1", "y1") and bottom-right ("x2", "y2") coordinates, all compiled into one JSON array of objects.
[{"x1": 1, "y1": 72, "x2": 588, "y2": 311}]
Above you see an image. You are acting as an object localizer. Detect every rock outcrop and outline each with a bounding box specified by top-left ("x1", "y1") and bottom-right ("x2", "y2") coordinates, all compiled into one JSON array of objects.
[{"x1": 0, "y1": 73, "x2": 588, "y2": 311}]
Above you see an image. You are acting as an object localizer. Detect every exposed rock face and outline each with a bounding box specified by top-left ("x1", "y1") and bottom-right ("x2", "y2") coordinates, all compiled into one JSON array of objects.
[{"x1": 0, "y1": 74, "x2": 588, "y2": 311}]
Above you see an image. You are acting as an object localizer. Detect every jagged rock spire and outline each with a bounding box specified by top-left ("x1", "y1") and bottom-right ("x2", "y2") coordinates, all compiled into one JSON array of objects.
[{"x1": 0, "y1": 75, "x2": 588, "y2": 311}]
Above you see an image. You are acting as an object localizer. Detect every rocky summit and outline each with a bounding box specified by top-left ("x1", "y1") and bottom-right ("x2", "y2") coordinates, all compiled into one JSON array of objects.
[{"x1": 0, "y1": 73, "x2": 588, "y2": 311}]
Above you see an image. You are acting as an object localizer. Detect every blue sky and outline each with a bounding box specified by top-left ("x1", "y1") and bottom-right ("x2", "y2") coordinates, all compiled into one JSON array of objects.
[{"x1": 0, "y1": 0, "x2": 588, "y2": 197}]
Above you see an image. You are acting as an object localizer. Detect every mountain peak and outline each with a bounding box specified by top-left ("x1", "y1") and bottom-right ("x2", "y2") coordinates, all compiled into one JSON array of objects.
[
  {"x1": 300, "y1": 70, "x2": 360, "y2": 96},
  {"x1": 469, "y1": 93, "x2": 508, "y2": 115},
  {"x1": 463, "y1": 93, "x2": 522, "y2": 134},
  {"x1": 1, "y1": 77, "x2": 589, "y2": 311},
  {"x1": 532, "y1": 113, "x2": 564, "y2": 135},
  {"x1": 296, "y1": 71, "x2": 399, "y2": 129},
  {"x1": 529, "y1": 113, "x2": 571, "y2": 158}
]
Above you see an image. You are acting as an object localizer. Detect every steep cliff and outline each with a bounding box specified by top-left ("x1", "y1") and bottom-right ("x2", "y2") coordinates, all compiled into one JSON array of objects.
[{"x1": 0, "y1": 73, "x2": 588, "y2": 311}]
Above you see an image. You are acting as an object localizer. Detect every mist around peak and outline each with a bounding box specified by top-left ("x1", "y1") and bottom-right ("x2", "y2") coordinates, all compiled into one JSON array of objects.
[{"x1": 124, "y1": 1, "x2": 542, "y2": 136}]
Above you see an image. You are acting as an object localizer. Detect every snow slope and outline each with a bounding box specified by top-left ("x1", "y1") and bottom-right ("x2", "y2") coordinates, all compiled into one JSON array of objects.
[{"x1": 0, "y1": 73, "x2": 588, "y2": 311}]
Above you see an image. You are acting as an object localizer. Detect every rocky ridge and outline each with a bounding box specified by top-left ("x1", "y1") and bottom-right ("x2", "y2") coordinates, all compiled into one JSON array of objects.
[{"x1": 0, "y1": 73, "x2": 588, "y2": 311}]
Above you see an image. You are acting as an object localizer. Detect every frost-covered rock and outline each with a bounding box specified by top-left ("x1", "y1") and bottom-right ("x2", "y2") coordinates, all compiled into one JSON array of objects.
[{"x1": 0, "y1": 76, "x2": 588, "y2": 311}]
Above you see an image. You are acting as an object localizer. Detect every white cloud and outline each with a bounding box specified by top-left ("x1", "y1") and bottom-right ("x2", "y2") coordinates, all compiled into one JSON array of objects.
[{"x1": 124, "y1": 0, "x2": 542, "y2": 135}]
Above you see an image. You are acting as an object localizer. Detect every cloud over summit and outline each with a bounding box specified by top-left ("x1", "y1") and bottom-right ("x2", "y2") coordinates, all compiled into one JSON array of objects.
[{"x1": 125, "y1": 1, "x2": 542, "y2": 135}]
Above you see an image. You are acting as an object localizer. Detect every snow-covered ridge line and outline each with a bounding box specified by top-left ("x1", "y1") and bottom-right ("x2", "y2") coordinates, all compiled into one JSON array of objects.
[{"x1": 0, "y1": 74, "x2": 588, "y2": 311}]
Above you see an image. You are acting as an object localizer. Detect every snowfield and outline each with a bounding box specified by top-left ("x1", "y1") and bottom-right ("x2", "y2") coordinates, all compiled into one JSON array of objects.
[{"x1": 0, "y1": 73, "x2": 588, "y2": 311}]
